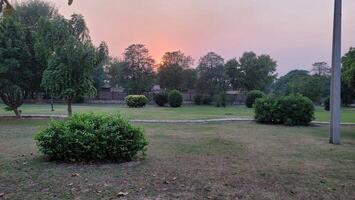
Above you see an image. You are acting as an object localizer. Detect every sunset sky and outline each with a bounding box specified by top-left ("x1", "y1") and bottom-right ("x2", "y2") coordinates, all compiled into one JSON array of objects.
[{"x1": 45, "y1": 0, "x2": 355, "y2": 75}]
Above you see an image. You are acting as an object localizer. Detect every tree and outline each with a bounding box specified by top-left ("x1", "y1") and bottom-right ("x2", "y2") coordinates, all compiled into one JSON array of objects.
[
  {"x1": 196, "y1": 52, "x2": 227, "y2": 96},
  {"x1": 14, "y1": 0, "x2": 59, "y2": 29},
  {"x1": 272, "y1": 70, "x2": 309, "y2": 95},
  {"x1": 92, "y1": 41, "x2": 109, "y2": 89},
  {"x1": 41, "y1": 38, "x2": 97, "y2": 116},
  {"x1": 115, "y1": 44, "x2": 155, "y2": 94},
  {"x1": 181, "y1": 68, "x2": 198, "y2": 90},
  {"x1": 225, "y1": 58, "x2": 243, "y2": 90},
  {"x1": 0, "y1": 17, "x2": 32, "y2": 117},
  {"x1": 238, "y1": 52, "x2": 277, "y2": 91},
  {"x1": 13, "y1": 0, "x2": 60, "y2": 98},
  {"x1": 158, "y1": 51, "x2": 194, "y2": 91},
  {"x1": 311, "y1": 62, "x2": 331, "y2": 76},
  {"x1": 342, "y1": 48, "x2": 355, "y2": 93}
]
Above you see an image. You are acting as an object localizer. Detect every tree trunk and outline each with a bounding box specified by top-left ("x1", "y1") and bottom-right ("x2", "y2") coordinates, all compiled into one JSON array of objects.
[
  {"x1": 13, "y1": 108, "x2": 21, "y2": 119},
  {"x1": 67, "y1": 98, "x2": 72, "y2": 117}
]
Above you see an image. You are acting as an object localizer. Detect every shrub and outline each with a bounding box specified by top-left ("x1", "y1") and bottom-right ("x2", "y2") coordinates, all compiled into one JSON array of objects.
[
  {"x1": 154, "y1": 91, "x2": 168, "y2": 106},
  {"x1": 277, "y1": 95, "x2": 315, "y2": 126},
  {"x1": 246, "y1": 90, "x2": 266, "y2": 108},
  {"x1": 255, "y1": 94, "x2": 315, "y2": 126},
  {"x1": 215, "y1": 93, "x2": 227, "y2": 107},
  {"x1": 35, "y1": 113, "x2": 148, "y2": 162},
  {"x1": 168, "y1": 90, "x2": 183, "y2": 107},
  {"x1": 254, "y1": 97, "x2": 277, "y2": 124},
  {"x1": 125, "y1": 95, "x2": 149, "y2": 108},
  {"x1": 324, "y1": 96, "x2": 330, "y2": 111}
]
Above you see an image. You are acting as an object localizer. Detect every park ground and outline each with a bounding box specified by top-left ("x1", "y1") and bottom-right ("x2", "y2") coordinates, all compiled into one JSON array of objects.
[
  {"x1": 1, "y1": 119, "x2": 355, "y2": 199},
  {"x1": 0, "y1": 104, "x2": 355, "y2": 122}
]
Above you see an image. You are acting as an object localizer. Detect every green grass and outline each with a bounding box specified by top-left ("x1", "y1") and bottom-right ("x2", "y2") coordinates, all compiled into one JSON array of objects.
[
  {"x1": 1, "y1": 119, "x2": 355, "y2": 199},
  {"x1": 1, "y1": 103, "x2": 355, "y2": 122}
]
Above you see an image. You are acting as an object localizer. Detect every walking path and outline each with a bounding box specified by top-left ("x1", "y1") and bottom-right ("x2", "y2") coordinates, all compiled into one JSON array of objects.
[{"x1": 1, "y1": 114, "x2": 355, "y2": 126}]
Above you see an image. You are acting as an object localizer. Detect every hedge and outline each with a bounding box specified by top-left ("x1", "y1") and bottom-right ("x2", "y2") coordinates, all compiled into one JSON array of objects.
[{"x1": 154, "y1": 91, "x2": 169, "y2": 106}]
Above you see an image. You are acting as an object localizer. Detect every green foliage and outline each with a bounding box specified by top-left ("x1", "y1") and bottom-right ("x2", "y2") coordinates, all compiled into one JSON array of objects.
[
  {"x1": 41, "y1": 37, "x2": 97, "y2": 111},
  {"x1": 225, "y1": 59, "x2": 243, "y2": 90},
  {"x1": 125, "y1": 95, "x2": 149, "y2": 108},
  {"x1": 154, "y1": 91, "x2": 168, "y2": 106},
  {"x1": 254, "y1": 97, "x2": 277, "y2": 124},
  {"x1": 324, "y1": 96, "x2": 330, "y2": 111},
  {"x1": 272, "y1": 70, "x2": 309, "y2": 95},
  {"x1": 196, "y1": 52, "x2": 227, "y2": 96},
  {"x1": 246, "y1": 90, "x2": 266, "y2": 108},
  {"x1": 168, "y1": 90, "x2": 183, "y2": 108},
  {"x1": 255, "y1": 95, "x2": 315, "y2": 126},
  {"x1": 0, "y1": 17, "x2": 32, "y2": 117},
  {"x1": 158, "y1": 51, "x2": 195, "y2": 91},
  {"x1": 342, "y1": 48, "x2": 355, "y2": 101},
  {"x1": 238, "y1": 52, "x2": 277, "y2": 91},
  {"x1": 35, "y1": 113, "x2": 148, "y2": 162},
  {"x1": 112, "y1": 44, "x2": 155, "y2": 94},
  {"x1": 215, "y1": 92, "x2": 227, "y2": 107}
]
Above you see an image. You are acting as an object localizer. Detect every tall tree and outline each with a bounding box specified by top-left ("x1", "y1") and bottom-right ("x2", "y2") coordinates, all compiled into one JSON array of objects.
[
  {"x1": 0, "y1": 17, "x2": 32, "y2": 117},
  {"x1": 13, "y1": 0, "x2": 60, "y2": 98},
  {"x1": 342, "y1": 48, "x2": 355, "y2": 93},
  {"x1": 158, "y1": 51, "x2": 194, "y2": 90},
  {"x1": 311, "y1": 62, "x2": 331, "y2": 76},
  {"x1": 41, "y1": 38, "x2": 97, "y2": 116},
  {"x1": 196, "y1": 52, "x2": 227, "y2": 96},
  {"x1": 116, "y1": 44, "x2": 155, "y2": 94},
  {"x1": 272, "y1": 70, "x2": 310, "y2": 95},
  {"x1": 225, "y1": 58, "x2": 243, "y2": 90},
  {"x1": 92, "y1": 41, "x2": 109, "y2": 89},
  {"x1": 238, "y1": 52, "x2": 277, "y2": 91},
  {"x1": 14, "y1": 0, "x2": 59, "y2": 29}
]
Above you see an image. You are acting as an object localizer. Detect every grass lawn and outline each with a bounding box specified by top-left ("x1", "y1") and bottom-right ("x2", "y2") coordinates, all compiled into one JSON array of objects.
[
  {"x1": 1, "y1": 119, "x2": 355, "y2": 199},
  {"x1": 1, "y1": 103, "x2": 355, "y2": 123}
]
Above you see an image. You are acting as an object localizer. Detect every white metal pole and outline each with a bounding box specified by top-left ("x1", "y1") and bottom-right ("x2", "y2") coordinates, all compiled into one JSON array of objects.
[{"x1": 330, "y1": 0, "x2": 342, "y2": 144}]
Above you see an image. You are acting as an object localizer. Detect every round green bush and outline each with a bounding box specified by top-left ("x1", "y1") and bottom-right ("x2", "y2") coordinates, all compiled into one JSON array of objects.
[
  {"x1": 125, "y1": 95, "x2": 149, "y2": 108},
  {"x1": 246, "y1": 90, "x2": 266, "y2": 108},
  {"x1": 324, "y1": 96, "x2": 330, "y2": 111},
  {"x1": 254, "y1": 94, "x2": 315, "y2": 126},
  {"x1": 168, "y1": 90, "x2": 183, "y2": 107},
  {"x1": 278, "y1": 95, "x2": 315, "y2": 126},
  {"x1": 254, "y1": 97, "x2": 277, "y2": 124},
  {"x1": 154, "y1": 91, "x2": 168, "y2": 106},
  {"x1": 35, "y1": 113, "x2": 148, "y2": 162},
  {"x1": 202, "y1": 96, "x2": 213, "y2": 105}
]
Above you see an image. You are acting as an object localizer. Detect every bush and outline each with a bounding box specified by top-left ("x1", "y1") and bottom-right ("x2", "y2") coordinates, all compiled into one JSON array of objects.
[
  {"x1": 215, "y1": 93, "x2": 227, "y2": 107},
  {"x1": 246, "y1": 90, "x2": 266, "y2": 108},
  {"x1": 154, "y1": 91, "x2": 168, "y2": 106},
  {"x1": 255, "y1": 94, "x2": 315, "y2": 126},
  {"x1": 125, "y1": 95, "x2": 149, "y2": 108},
  {"x1": 168, "y1": 90, "x2": 183, "y2": 107},
  {"x1": 324, "y1": 96, "x2": 330, "y2": 111},
  {"x1": 35, "y1": 113, "x2": 148, "y2": 162},
  {"x1": 254, "y1": 97, "x2": 277, "y2": 124}
]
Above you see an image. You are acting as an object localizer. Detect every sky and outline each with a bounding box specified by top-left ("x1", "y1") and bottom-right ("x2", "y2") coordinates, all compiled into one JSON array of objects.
[{"x1": 43, "y1": 0, "x2": 355, "y2": 76}]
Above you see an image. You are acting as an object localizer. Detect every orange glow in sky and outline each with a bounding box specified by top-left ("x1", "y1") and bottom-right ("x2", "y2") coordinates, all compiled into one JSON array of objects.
[{"x1": 44, "y1": 0, "x2": 355, "y2": 75}]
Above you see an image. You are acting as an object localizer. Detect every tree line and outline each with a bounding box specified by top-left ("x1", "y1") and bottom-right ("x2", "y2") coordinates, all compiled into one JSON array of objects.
[{"x1": 1, "y1": 0, "x2": 355, "y2": 118}]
